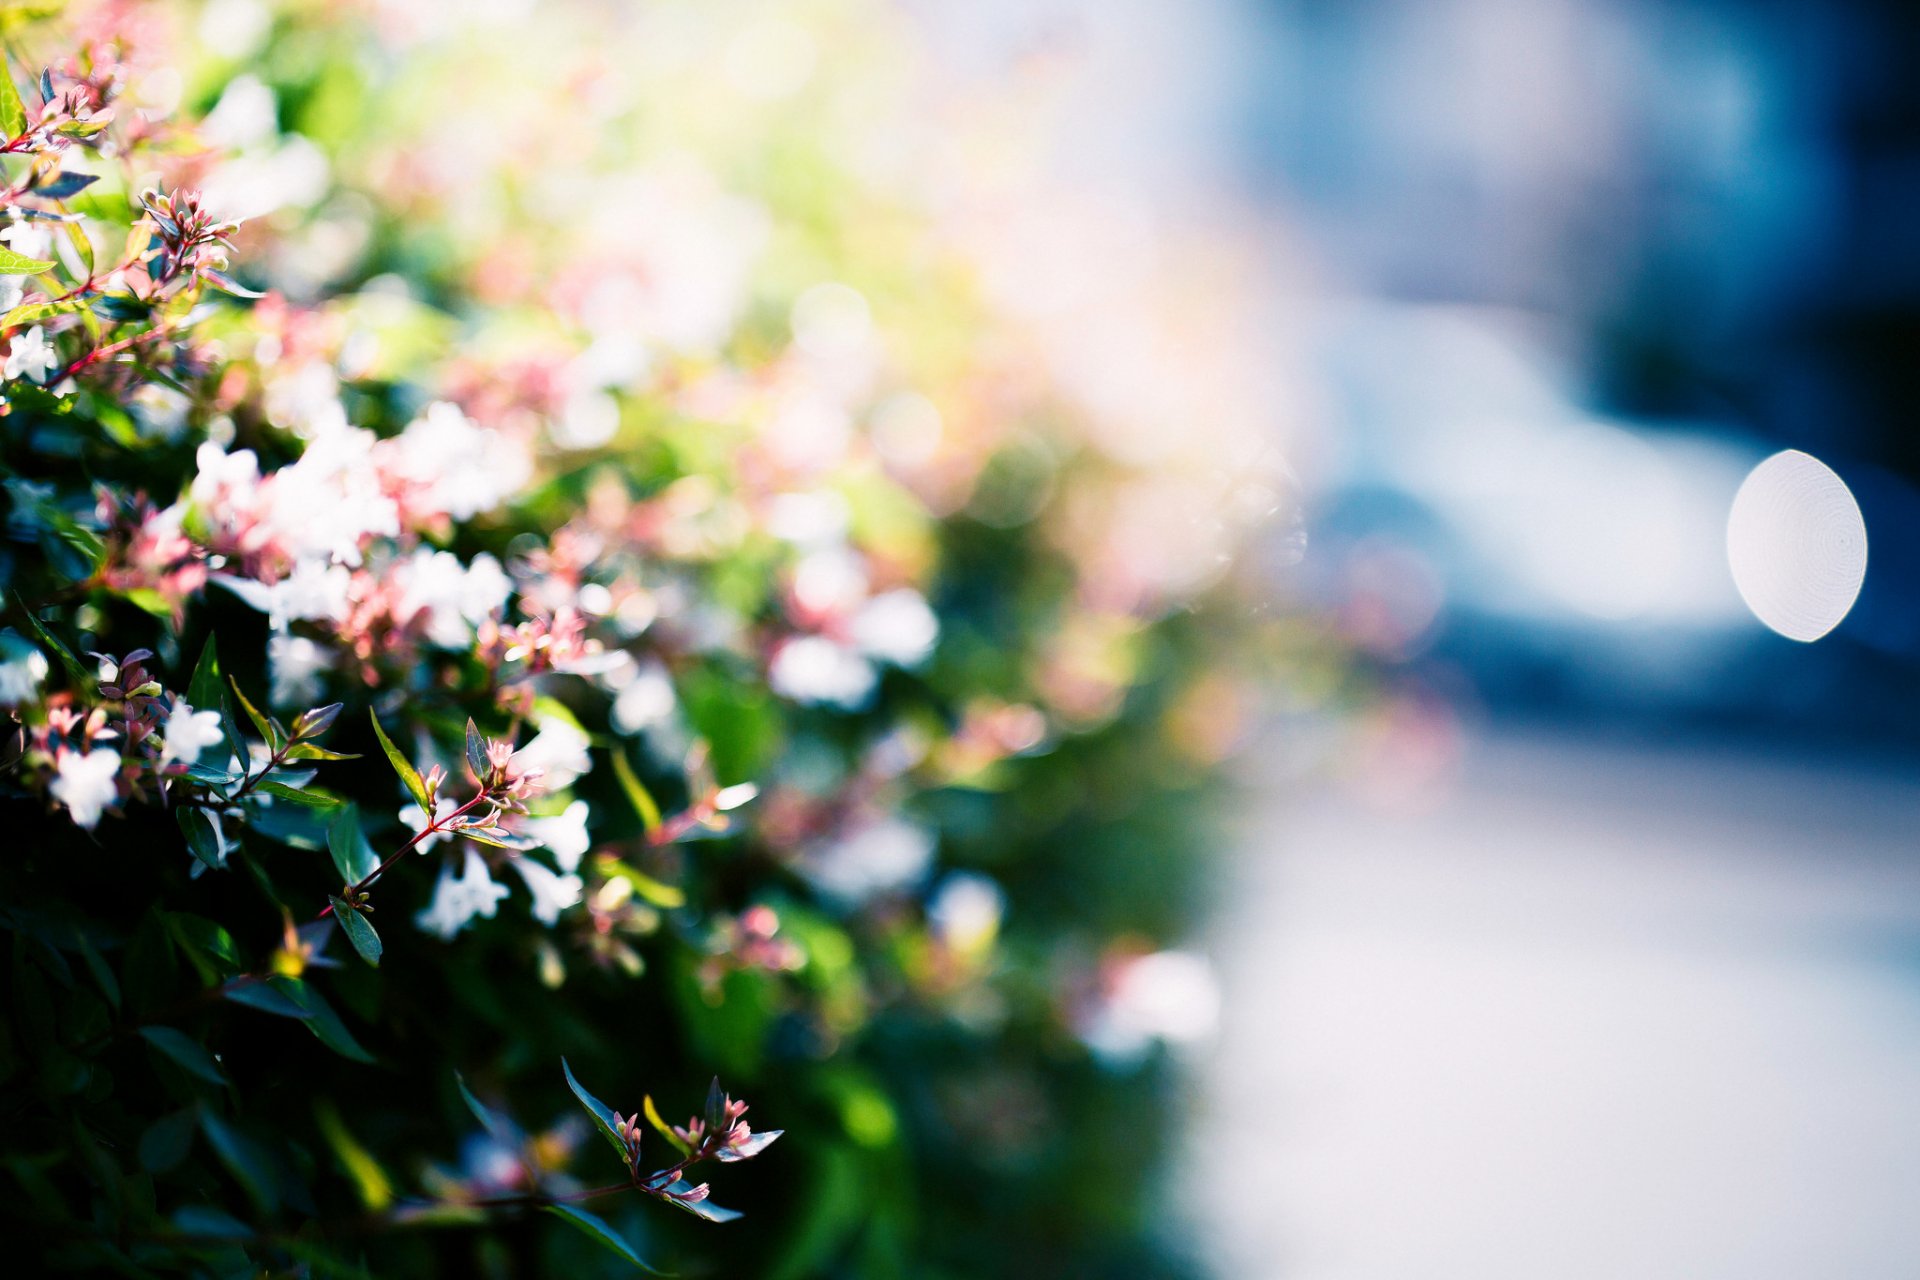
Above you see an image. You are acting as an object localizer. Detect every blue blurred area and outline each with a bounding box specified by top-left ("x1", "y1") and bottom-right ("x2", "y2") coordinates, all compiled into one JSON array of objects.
[{"x1": 1235, "y1": 0, "x2": 1920, "y2": 748}]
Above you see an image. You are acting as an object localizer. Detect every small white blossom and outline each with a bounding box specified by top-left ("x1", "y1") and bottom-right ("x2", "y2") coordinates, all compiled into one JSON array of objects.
[
  {"x1": 386, "y1": 401, "x2": 531, "y2": 522},
  {"x1": 0, "y1": 221, "x2": 53, "y2": 262},
  {"x1": 400, "y1": 795, "x2": 461, "y2": 853},
  {"x1": 4, "y1": 325, "x2": 59, "y2": 385},
  {"x1": 1076, "y1": 950, "x2": 1222, "y2": 1066},
  {"x1": 268, "y1": 632, "x2": 331, "y2": 707},
  {"x1": 511, "y1": 856, "x2": 584, "y2": 925},
  {"x1": 393, "y1": 548, "x2": 510, "y2": 648},
  {"x1": 52, "y1": 748, "x2": 121, "y2": 829},
  {"x1": 415, "y1": 846, "x2": 511, "y2": 940},
  {"x1": 509, "y1": 716, "x2": 591, "y2": 791},
  {"x1": 162, "y1": 701, "x2": 227, "y2": 767},
  {"x1": 0, "y1": 630, "x2": 49, "y2": 705},
  {"x1": 769, "y1": 634, "x2": 875, "y2": 709},
  {"x1": 801, "y1": 815, "x2": 934, "y2": 904},
  {"x1": 520, "y1": 799, "x2": 591, "y2": 873},
  {"x1": 851, "y1": 588, "x2": 939, "y2": 667},
  {"x1": 927, "y1": 872, "x2": 1004, "y2": 955}
]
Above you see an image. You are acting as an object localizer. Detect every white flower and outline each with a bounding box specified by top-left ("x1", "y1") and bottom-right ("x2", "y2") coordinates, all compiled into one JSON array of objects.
[
  {"x1": 268, "y1": 632, "x2": 331, "y2": 707},
  {"x1": 0, "y1": 221, "x2": 53, "y2": 262},
  {"x1": 399, "y1": 795, "x2": 462, "y2": 853},
  {"x1": 801, "y1": 816, "x2": 934, "y2": 903},
  {"x1": 610, "y1": 660, "x2": 677, "y2": 735},
  {"x1": 51, "y1": 748, "x2": 121, "y2": 829},
  {"x1": 190, "y1": 442, "x2": 263, "y2": 521},
  {"x1": 0, "y1": 275, "x2": 24, "y2": 315},
  {"x1": 257, "y1": 424, "x2": 398, "y2": 566},
  {"x1": 414, "y1": 846, "x2": 511, "y2": 940},
  {"x1": 162, "y1": 701, "x2": 227, "y2": 767},
  {"x1": 509, "y1": 716, "x2": 591, "y2": 791},
  {"x1": 520, "y1": 800, "x2": 591, "y2": 873},
  {"x1": 0, "y1": 630, "x2": 49, "y2": 705},
  {"x1": 769, "y1": 634, "x2": 875, "y2": 709},
  {"x1": 851, "y1": 589, "x2": 938, "y2": 667},
  {"x1": 511, "y1": 856, "x2": 584, "y2": 925},
  {"x1": 393, "y1": 548, "x2": 509, "y2": 648},
  {"x1": 1076, "y1": 951, "x2": 1221, "y2": 1066},
  {"x1": 927, "y1": 872, "x2": 1004, "y2": 955},
  {"x1": 4, "y1": 325, "x2": 59, "y2": 385},
  {"x1": 385, "y1": 401, "x2": 531, "y2": 522}
]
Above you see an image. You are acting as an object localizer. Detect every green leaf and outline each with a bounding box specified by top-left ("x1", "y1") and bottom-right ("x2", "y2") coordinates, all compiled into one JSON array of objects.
[
  {"x1": 0, "y1": 67, "x2": 24, "y2": 138},
  {"x1": 370, "y1": 710, "x2": 432, "y2": 813},
  {"x1": 658, "y1": 1181, "x2": 743, "y2": 1224},
  {"x1": 642, "y1": 1094, "x2": 690, "y2": 1156},
  {"x1": 611, "y1": 749, "x2": 662, "y2": 835},
  {"x1": 285, "y1": 743, "x2": 361, "y2": 761},
  {"x1": 562, "y1": 1058, "x2": 630, "y2": 1166},
  {"x1": 224, "y1": 981, "x2": 310, "y2": 1020},
  {"x1": 327, "y1": 806, "x2": 379, "y2": 885},
  {"x1": 138, "y1": 1026, "x2": 225, "y2": 1085},
  {"x1": 230, "y1": 676, "x2": 284, "y2": 752},
  {"x1": 255, "y1": 780, "x2": 343, "y2": 808},
  {"x1": 36, "y1": 170, "x2": 97, "y2": 200},
  {"x1": 138, "y1": 1108, "x2": 198, "y2": 1173},
  {"x1": 11, "y1": 592, "x2": 87, "y2": 683},
  {"x1": 185, "y1": 635, "x2": 222, "y2": 713},
  {"x1": 273, "y1": 977, "x2": 375, "y2": 1063},
  {"x1": 0, "y1": 245, "x2": 54, "y2": 274},
  {"x1": 314, "y1": 1099, "x2": 394, "y2": 1211},
  {"x1": 175, "y1": 810, "x2": 224, "y2": 870},
  {"x1": 542, "y1": 1204, "x2": 668, "y2": 1274},
  {"x1": 466, "y1": 718, "x2": 487, "y2": 782},
  {"x1": 201, "y1": 1111, "x2": 280, "y2": 1214},
  {"x1": 455, "y1": 1072, "x2": 516, "y2": 1146},
  {"x1": 330, "y1": 898, "x2": 381, "y2": 968}
]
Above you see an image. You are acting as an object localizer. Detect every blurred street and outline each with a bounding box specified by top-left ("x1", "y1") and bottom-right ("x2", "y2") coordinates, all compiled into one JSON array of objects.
[{"x1": 1197, "y1": 729, "x2": 1920, "y2": 1279}]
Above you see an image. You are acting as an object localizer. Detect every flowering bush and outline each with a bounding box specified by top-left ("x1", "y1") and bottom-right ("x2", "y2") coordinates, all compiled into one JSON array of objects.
[{"x1": 1, "y1": 2, "x2": 1284, "y2": 1275}]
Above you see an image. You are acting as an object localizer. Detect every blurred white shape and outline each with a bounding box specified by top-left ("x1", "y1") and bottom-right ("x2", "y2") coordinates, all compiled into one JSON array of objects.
[
  {"x1": 1726, "y1": 450, "x2": 1867, "y2": 642},
  {"x1": 790, "y1": 283, "x2": 873, "y2": 360},
  {"x1": 802, "y1": 816, "x2": 935, "y2": 903},
  {"x1": 1080, "y1": 949, "x2": 1221, "y2": 1064}
]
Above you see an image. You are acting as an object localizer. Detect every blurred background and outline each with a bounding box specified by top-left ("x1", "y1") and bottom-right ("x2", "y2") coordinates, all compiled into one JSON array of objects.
[{"x1": 931, "y1": 0, "x2": 1920, "y2": 1276}]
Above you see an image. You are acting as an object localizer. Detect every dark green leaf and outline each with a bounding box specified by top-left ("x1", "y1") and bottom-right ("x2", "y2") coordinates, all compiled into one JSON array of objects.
[
  {"x1": 327, "y1": 806, "x2": 379, "y2": 885},
  {"x1": 658, "y1": 1181, "x2": 743, "y2": 1223},
  {"x1": 330, "y1": 899, "x2": 381, "y2": 968},
  {"x1": 455, "y1": 1072, "x2": 516, "y2": 1145},
  {"x1": 11, "y1": 592, "x2": 87, "y2": 683},
  {"x1": 176, "y1": 809, "x2": 224, "y2": 870},
  {"x1": 562, "y1": 1058, "x2": 630, "y2": 1165},
  {"x1": 466, "y1": 718, "x2": 487, "y2": 782},
  {"x1": 370, "y1": 710, "x2": 432, "y2": 813},
  {"x1": 187, "y1": 635, "x2": 223, "y2": 709},
  {"x1": 255, "y1": 780, "x2": 343, "y2": 808},
  {"x1": 170, "y1": 1205, "x2": 253, "y2": 1239},
  {"x1": 36, "y1": 171, "x2": 97, "y2": 199},
  {"x1": 224, "y1": 981, "x2": 309, "y2": 1019},
  {"x1": 138, "y1": 1027, "x2": 225, "y2": 1085},
  {"x1": 273, "y1": 977, "x2": 375, "y2": 1063},
  {"x1": 201, "y1": 1111, "x2": 280, "y2": 1213},
  {"x1": 138, "y1": 1108, "x2": 198, "y2": 1173},
  {"x1": 543, "y1": 1204, "x2": 668, "y2": 1273}
]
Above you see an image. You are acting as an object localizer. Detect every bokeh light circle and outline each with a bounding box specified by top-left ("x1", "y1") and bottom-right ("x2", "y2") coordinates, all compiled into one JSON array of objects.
[{"x1": 1725, "y1": 450, "x2": 1867, "y2": 642}]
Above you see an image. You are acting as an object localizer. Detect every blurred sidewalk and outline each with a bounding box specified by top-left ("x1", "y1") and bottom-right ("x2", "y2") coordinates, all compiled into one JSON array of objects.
[{"x1": 1195, "y1": 730, "x2": 1920, "y2": 1279}]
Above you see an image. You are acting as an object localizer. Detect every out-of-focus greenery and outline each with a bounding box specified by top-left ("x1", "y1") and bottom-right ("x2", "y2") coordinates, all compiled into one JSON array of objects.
[{"x1": 1, "y1": 1, "x2": 1300, "y2": 1275}]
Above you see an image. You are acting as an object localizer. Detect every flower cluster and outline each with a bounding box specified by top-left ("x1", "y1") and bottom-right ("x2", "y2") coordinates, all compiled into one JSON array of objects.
[{"x1": 0, "y1": 3, "x2": 1288, "y2": 1276}]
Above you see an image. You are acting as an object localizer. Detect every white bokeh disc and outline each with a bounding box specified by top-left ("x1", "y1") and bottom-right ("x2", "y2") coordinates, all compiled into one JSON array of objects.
[{"x1": 1725, "y1": 450, "x2": 1867, "y2": 642}]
